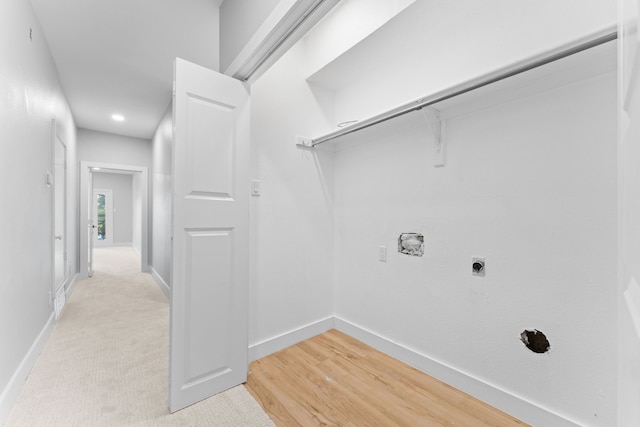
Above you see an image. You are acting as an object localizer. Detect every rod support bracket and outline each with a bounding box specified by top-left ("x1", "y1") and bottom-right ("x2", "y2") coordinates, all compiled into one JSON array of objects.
[
  {"x1": 421, "y1": 107, "x2": 444, "y2": 167},
  {"x1": 296, "y1": 136, "x2": 313, "y2": 148}
]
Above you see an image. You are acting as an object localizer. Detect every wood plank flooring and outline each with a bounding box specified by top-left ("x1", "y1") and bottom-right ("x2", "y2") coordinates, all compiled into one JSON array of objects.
[{"x1": 246, "y1": 329, "x2": 529, "y2": 426}]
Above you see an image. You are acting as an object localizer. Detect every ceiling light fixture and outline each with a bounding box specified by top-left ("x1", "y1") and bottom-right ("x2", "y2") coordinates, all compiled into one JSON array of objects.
[{"x1": 111, "y1": 114, "x2": 125, "y2": 122}]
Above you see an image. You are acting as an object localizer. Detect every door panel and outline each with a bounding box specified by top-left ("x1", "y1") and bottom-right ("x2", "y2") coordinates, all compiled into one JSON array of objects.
[
  {"x1": 52, "y1": 126, "x2": 67, "y2": 319},
  {"x1": 186, "y1": 96, "x2": 235, "y2": 198},
  {"x1": 619, "y1": 1, "x2": 640, "y2": 424},
  {"x1": 183, "y1": 229, "x2": 233, "y2": 383},
  {"x1": 88, "y1": 169, "x2": 94, "y2": 277},
  {"x1": 53, "y1": 134, "x2": 67, "y2": 293},
  {"x1": 169, "y1": 58, "x2": 250, "y2": 413}
]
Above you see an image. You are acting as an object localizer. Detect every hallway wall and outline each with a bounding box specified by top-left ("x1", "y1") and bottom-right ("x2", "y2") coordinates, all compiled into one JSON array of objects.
[
  {"x1": 150, "y1": 104, "x2": 172, "y2": 291},
  {"x1": 78, "y1": 128, "x2": 151, "y2": 168},
  {"x1": 132, "y1": 172, "x2": 143, "y2": 257},
  {"x1": 0, "y1": 0, "x2": 78, "y2": 421}
]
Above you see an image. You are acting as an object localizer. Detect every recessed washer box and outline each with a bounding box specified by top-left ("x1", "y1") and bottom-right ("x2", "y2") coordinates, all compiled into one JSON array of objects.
[{"x1": 398, "y1": 233, "x2": 424, "y2": 257}]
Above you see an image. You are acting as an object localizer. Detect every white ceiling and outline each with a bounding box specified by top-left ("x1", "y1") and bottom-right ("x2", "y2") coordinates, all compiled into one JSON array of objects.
[{"x1": 31, "y1": 0, "x2": 224, "y2": 139}]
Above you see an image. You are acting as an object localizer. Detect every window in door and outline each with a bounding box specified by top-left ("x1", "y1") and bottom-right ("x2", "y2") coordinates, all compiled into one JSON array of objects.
[{"x1": 93, "y1": 189, "x2": 113, "y2": 246}]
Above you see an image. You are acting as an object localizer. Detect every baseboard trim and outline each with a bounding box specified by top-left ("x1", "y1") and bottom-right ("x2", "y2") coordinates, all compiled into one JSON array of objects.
[
  {"x1": 249, "y1": 317, "x2": 335, "y2": 362},
  {"x1": 333, "y1": 317, "x2": 581, "y2": 427},
  {"x1": 0, "y1": 312, "x2": 56, "y2": 425},
  {"x1": 149, "y1": 266, "x2": 170, "y2": 299},
  {"x1": 64, "y1": 273, "x2": 80, "y2": 302},
  {"x1": 132, "y1": 244, "x2": 142, "y2": 260}
]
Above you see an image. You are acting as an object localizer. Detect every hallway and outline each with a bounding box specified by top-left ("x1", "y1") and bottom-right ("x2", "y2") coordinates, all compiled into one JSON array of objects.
[{"x1": 5, "y1": 247, "x2": 272, "y2": 426}]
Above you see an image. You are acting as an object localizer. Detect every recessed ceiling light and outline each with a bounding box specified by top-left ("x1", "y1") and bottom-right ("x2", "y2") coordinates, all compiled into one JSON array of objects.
[{"x1": 111, "y1": 114, "x2": 125, "y2": 122}]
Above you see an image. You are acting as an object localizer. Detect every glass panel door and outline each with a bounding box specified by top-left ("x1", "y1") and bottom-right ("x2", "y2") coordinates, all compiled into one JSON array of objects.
[{"x1": 93, "y1": 189, "x2": 113, "y2": 246}]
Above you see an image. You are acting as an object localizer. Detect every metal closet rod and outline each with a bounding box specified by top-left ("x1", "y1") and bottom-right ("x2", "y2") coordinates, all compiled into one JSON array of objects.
[{"x1": 311, "y1": 27, "x2": 618, "y2": 147}]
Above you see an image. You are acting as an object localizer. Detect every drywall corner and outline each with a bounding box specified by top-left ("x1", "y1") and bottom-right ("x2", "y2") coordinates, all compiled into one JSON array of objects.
[
  {"x1": 249, "y1": 317, "x2": 335, "y2": 362},
  {"x1": 150, "y1": 266, "x2": 170, "y2": 299}
]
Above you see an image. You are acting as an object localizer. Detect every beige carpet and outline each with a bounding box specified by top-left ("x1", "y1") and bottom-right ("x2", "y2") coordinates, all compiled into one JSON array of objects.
[{"x1": 5, "y1": 246, "x2": 275, "y2": 427}]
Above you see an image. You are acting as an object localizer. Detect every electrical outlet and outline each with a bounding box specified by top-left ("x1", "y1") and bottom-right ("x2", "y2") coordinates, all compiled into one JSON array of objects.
[{"x1": 379, "y1": 246, "x2": 387, "y2": 262}]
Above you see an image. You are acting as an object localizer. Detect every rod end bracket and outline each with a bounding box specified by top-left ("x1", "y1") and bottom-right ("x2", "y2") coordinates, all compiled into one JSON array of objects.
[{"x1": 296, "y1": 136, "x2": 313, "y2": 148}]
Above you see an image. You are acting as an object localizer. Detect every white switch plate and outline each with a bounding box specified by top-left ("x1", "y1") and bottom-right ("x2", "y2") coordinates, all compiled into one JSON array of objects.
[
  {"x1": 251, "y1": 180, "x2": 261, "y2": 196},
  {"x1": 378, "y1": 246, "x2": 387, "y2": 262}
]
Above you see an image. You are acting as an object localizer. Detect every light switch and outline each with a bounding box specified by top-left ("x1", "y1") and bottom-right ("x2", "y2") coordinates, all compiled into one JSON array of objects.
[{"x1": 251, "y1": 180, "x2": 261, "y2": 196}]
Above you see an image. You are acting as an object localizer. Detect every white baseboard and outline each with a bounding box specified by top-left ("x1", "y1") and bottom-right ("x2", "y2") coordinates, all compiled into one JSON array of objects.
[
  {"x1": 64, "y1": 273, "x2": 80, "y2": 303},
  {"x1": 132, "y1": 244, "x2": 142, "y2": 260},
  {"x1": 248, "y1": 316, "x2": 335, "y2": 362},
  {"x1": 333, "y1": 316, "x2": 581, "y2": 427},
  {"x1": 0, "y1": 312, "x2": 56, "y2": 425},
  {"x1": 149, "y1": 266, "x2": 170, "y2": 299}
]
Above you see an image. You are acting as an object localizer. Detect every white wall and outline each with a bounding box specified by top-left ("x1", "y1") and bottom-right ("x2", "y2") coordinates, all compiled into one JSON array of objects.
[
  {"x1": 92, "y1": 173, "x2": 134, "y2": 245},
  {"x1": 132, "y1": 173, "x2": 142, "y2": 256},
  {"x1": 249, "y1": 0, "x2": 618, "y2": 425},
  {"x1": 78, "y1": 129, "x2": 151, "y2": 168},
  {"x1": 303, "y1": 0, "x2": 415, "y2": 77},
  {"x1": 307, "y1": 0, "x2": 617, "y2": 127},
  {"x1": 618, "y1": 2, "x2": 640, "y2": 424},
  {"x1": 0, "y1": 0, "x2": 77, "y2": 421},
  {"x1": 250, "y1": 41, "x2": 336, "y2": 352},
  {"x1": 150, "y1": 105, "x2": 173, "y2": 289},
  {"x1": 334, "y1": 72, "x2": 617, "y2": 426}
]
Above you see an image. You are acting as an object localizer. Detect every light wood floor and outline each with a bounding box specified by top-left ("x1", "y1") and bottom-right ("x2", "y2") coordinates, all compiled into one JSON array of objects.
[{"x1": 246, "y1": 329, "x2": 529, "y2": 427}]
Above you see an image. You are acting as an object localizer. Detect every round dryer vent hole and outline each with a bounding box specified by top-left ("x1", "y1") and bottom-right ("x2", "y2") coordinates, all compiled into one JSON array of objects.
[
  {"x1": 520, "y1": 329, "x2": 550, "y2": 353},
  {"x1": 472, "y1": 257, "x2": 485, "y2": 276}
]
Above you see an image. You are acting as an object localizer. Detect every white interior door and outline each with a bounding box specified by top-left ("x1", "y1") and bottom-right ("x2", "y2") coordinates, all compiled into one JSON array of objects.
[
  {"x1": 87, "y1": 169, "x2": 94, "y2": 277},
  {"x1": 53, "y1": 133, "x2": 67, "y2": 294},
  {"x1": 619, "y1": 1, "x2": 640, "y2": 425},
  {"x1": 169, "y1": 57, "x2": 250, "y2": 412},
  {"x1": 52, "y1": 124, "x2": 67, "y2": 318}
]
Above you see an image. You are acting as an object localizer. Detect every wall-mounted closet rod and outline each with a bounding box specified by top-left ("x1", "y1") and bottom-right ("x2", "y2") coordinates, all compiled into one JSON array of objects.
[{"x1": 311, "y1": 27, "x2": 617, "y2": 148}]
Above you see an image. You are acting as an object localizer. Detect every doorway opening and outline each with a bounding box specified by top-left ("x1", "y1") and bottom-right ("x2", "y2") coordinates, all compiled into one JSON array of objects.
[{"x1": 79, "y1": 161, "x2": 149, "y2": 278}]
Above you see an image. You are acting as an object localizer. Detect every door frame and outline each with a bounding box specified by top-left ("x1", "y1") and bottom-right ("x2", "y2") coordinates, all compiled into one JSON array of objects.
[
  {"x1": 79, "y1": 161, "x2": 149, "y2": 277},
  {"x1": 51, "y1": 119, "x2": 68, "y2": 302},
  {"x1": 618, "y1": 2, "x2": 640, "y2": 424}
]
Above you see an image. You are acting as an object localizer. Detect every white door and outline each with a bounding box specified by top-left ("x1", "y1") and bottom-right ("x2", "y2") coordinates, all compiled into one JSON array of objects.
[
  {"x1": 52, "y1": 127, "x2": 67, "y2": 318},
  {"x1": 169, "y1": 58, "x2": 250, "y2": 412},
  {"x1": 88, "y1": 169, "x2": 94, "y2": 277},
  {"x1": 619, "y1": 2, "x2": 640, "y2": 425},
  {"x1": 53, "y1": 133, "x2": 67, "y2": 294}
]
